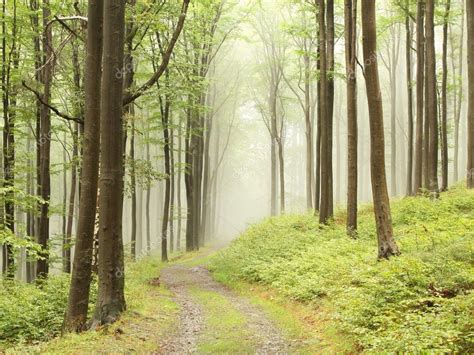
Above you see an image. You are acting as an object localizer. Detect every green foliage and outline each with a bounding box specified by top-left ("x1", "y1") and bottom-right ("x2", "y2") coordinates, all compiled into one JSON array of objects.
[
  {"x1": 210, "y1": 186, "x2": 474, "y2": 353},
  {"x1": 0, "y1": 276, "x2": 97, "y2": 346},
  {"x1": 5, "y1": 256, "x2": 178, "y2": 353}
]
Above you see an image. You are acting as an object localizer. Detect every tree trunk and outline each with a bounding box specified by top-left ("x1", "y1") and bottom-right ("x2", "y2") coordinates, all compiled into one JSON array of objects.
[
  {"x1": 467, "y1": 0, "x2": 474, "y2": 188},
  {"x1": 1, "y1": 0, "x2": 17, "y2": 277},
  {"x1": 425, "y1": 0, "x2": 439, "y2": 194},
  {"x1": 130, "y1": 117, "x2": 137, "y2": 258},
  {"x1": 452, "y1": 6, "x2": 464, "y2": 182},
  {"x1": 270, "y1": 96, "x2": 278, "y2": 216},
  {"x1": 93, "y1": 0, "x2": 126, "y2": 325},
  {"x1": 30, "y1": 0, "x2": 41, "y2": 283},
  {"x1": 361, "y1": 0, "x2": 400, "y2": 259},
  {"x1": 440, "y1": 0, "x2": 450, "y2": 192},
  {"x1": 145, "y1": 127, "x2": 151, "y2": 251},
  {"x1": 201, "y1": 90, "x2": 213, "y2": 239},
  {"x1": 177, "y1": 114, "x2": 182, "y2": 249},
  {"x1": 64, "y1": 40, "x2": 82, "y2": 274},
  {"x1": 161, "y1": 94, "x2": 171, "y2": 262},
  {"x1": 64, "y1": 125, "x2": 78, "y2": 274},
  {"x1": 314, "y1": 41, "x2": 321, "y2": 211},
  {"x1": 414, "y1": 0, "x2": 425, "y2": 193},
  {"x1": 318, "y1": 0, "x2": 330, "y2": 224},
  {"x1": 37, "y1": 0, "x2": 53, "y2": 279},
  {"x1": 65, "y1": 0, "x2": 103, "y2": 332},
  {"x1": 389, "y1": 26, "x2": 400, "y2": 196},
  {"x1": 326, "y1": 0, "x2": 334, "y2": 215},
  {"x1": 406, "y1": 8, "x2": 414, "y2": 196},
  {"x1": 185, "y1": 99, "x2": 194, "y2": 251},
  {"x1": 62, "y1": 136, "x2": 67, "y2": 272},
  {"x1": 169, "y1": 122, "x2": 175, "y2": 253},
  {"x1": 277, "y1": 138, "x2": 285, "y2": 214},
  {"x1": 304, "y1": 52, "x2": 313, "y2": 210},
  {"x1": 26, "y1": 135, "x2": 35, "y2": 282},
  {"x1": 345, "y1": 0, "x2": 357, "y2": 236}
]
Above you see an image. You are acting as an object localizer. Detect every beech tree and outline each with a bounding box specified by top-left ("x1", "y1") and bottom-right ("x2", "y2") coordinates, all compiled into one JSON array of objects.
[
  {"x1": 468, "y1": 0, "x2": 474, "y2": 188},
  {"x1": 92, "y1": 0, "x2": 127, "y2": 325},
  {"x1": 36, "y1": 0, "x2": 53, "y2": 279},
  {"x1": 361, "y1": 0, "x2": 400, "y2": 259},
  {"x1": 318, "y1": 0, "x2": 332, "y2": 224},
  {"x1": 64, "y1": 0, "x2": 103, "y2": 332},
  {"x1": 440, "y1": 0, "x2": 451, "y2": 191},
  {"x1": 414, "y1": 0, "x2": 425, "y2": 193},
  {"x1": 404, "y1": 1, "x2": 414, "y2": 196},
  {"x1": 345, "y1": 0, "x2": 357, "y2": 235},
  {"x1": 425, "y1": 0, "x2": 439, "y2": 194}
]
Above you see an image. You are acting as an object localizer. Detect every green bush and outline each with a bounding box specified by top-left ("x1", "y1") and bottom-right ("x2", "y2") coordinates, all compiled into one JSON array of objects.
[
  {"x1": 210, "y1": 185, "x2": 474, "y2": 353},
  {"x1": 0, "y1": 275, "x2": 98, "y2": 346}
]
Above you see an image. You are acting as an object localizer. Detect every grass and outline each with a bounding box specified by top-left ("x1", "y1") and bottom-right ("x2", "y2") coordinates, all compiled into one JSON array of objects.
[
  {"x1": 3, "y1": 255, "x2": 179, "y2": 354},
  {"x1": 210, "y1": 275, "x2": 353, "y2": 354},
  {"x1": 190, "y1": 287, "x2": 255, "y2": 353},
  {"x1": 209, "y1": 184, "x2": 474, "y2": 353}
]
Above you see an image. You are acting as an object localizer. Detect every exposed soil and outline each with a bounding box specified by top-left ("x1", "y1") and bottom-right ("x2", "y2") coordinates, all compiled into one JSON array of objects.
[{"x1": 156, "y1": 259, "x2": 293, "y2": 354}]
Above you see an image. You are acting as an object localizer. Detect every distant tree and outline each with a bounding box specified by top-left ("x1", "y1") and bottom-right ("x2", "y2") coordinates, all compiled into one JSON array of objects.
[
  {"x1": 414, "y1": 0, "x2": 425, "y2": 193},
  {"x1": 425, "y1": 0, "x2": 439, "y2": 194},
  {"x1": 344, "y1": 0, "x2": 357, "y2": 235},
  {"x1": 404, "y1": 0, "x2": 414, "y2": 196},
  {"x1": 252, "y1": 8, "x2": 287, "y2": 216},
  {"x1": 361, "y1": 0, "x2": 400, "y2": 259},
  {"x1": 452, "y1": 1, "x2": 464, "y2": 183},
  {"x1": 467, "y1": 0, "x2": 474, "y2": 188}
]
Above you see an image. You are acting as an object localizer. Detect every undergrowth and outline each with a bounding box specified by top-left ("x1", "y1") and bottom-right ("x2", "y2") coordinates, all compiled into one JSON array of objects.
[
  {"x1": 210, "y1": 185, "x2": 474, "y2": 353},
  {"x1": 0, "y1": 255, "x2": 172, "y2": 351}
]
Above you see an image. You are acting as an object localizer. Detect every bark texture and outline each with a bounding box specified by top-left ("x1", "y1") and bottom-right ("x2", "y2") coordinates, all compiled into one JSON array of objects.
[
  {"x1": 361, "y1": 0, "x2": 400, "y2": 259},
  {"x1": 65, "y1": 0, "x2": 103, "y2": 332},
  {"x1": 344, "y1": 0, "x2": 357, "y2": 236},
  {"x1": 93, "y1": 0, "x2": 126, "y2": 325},
  {"x1": 468, "y1": 0, "x2": 474, "y2": 188}
]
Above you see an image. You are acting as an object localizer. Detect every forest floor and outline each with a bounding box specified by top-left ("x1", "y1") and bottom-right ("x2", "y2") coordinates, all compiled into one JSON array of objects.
[{"x1": 11, "y1": 248, "x2": 324, "y2": 354}]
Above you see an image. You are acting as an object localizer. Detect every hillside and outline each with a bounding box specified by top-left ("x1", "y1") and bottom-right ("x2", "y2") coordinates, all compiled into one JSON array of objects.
[{"x1": 210, "y1": 185, "x2": 474, "y2": 353}]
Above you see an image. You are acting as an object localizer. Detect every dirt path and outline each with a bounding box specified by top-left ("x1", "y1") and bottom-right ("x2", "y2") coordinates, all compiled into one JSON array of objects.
[{"x1": 156, "y1": 257, "x2": 294, "y2": 354}]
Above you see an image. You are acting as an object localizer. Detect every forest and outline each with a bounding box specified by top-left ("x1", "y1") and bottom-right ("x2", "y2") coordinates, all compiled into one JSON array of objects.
[{"x1": 0, "y1": 0, "x2": 473, "y2": 353}]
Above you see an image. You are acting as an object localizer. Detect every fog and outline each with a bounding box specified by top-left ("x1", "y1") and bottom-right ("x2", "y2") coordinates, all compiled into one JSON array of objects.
[{"x1": 4, "y1": 0, "x2": 470, "y2": 277}]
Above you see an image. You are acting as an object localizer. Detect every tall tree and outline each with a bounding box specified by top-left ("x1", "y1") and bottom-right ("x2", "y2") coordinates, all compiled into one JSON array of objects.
[
  {"x1": 414, "y1": 0, "x2": 425, "y2": 193},
  {"x1": 425, "y1": 0, "x2": 439, "y2": 194},
  {"x1": 467, "y1": 0, "x2": 474, "y2": 188},
  {"x1": 441, "y1": 0, "x2": 451, "y2": 191},
  {"x1": 318, "y1": 0, "x2": 331, "y2": 224},
  {"x1": 1, "y1": 0, "x2": 18, "y2": 277},
  {"x1": 93, "y1": 0, "x2": 127, "y2": 325},
  {"x1": 326, "y1": 0, "x2": 334, "y2": 214},
  {"x1": 383, "y1": 24, "x2": 401, "y2": 196},
  {"x1": 345, "y1": 0, "x2": 357, "y2": 235},
  {"x1": 37, "y1": 0, "x2": 53, "y2": 278},
  {"x1": 405, "y1": 2, "x2": 414, "y2": 196},
  {"x1": 361, "y1": 0, "x2": 400, "y2": 259},
  {"x1": 65, "y1": 0, "x2": 103, "y2": 332},
  {"x1": 452, "y1": 1, "x2": 464, "y2": 183}
]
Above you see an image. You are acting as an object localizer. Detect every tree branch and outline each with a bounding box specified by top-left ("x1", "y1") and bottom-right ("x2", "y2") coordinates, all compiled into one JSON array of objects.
[
  {"x1": 22, "y1": 81, "x2": 83, "y2": 124},
  {"x1": 123, "y1": 0, "x2": 190, "y2": 105}
]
